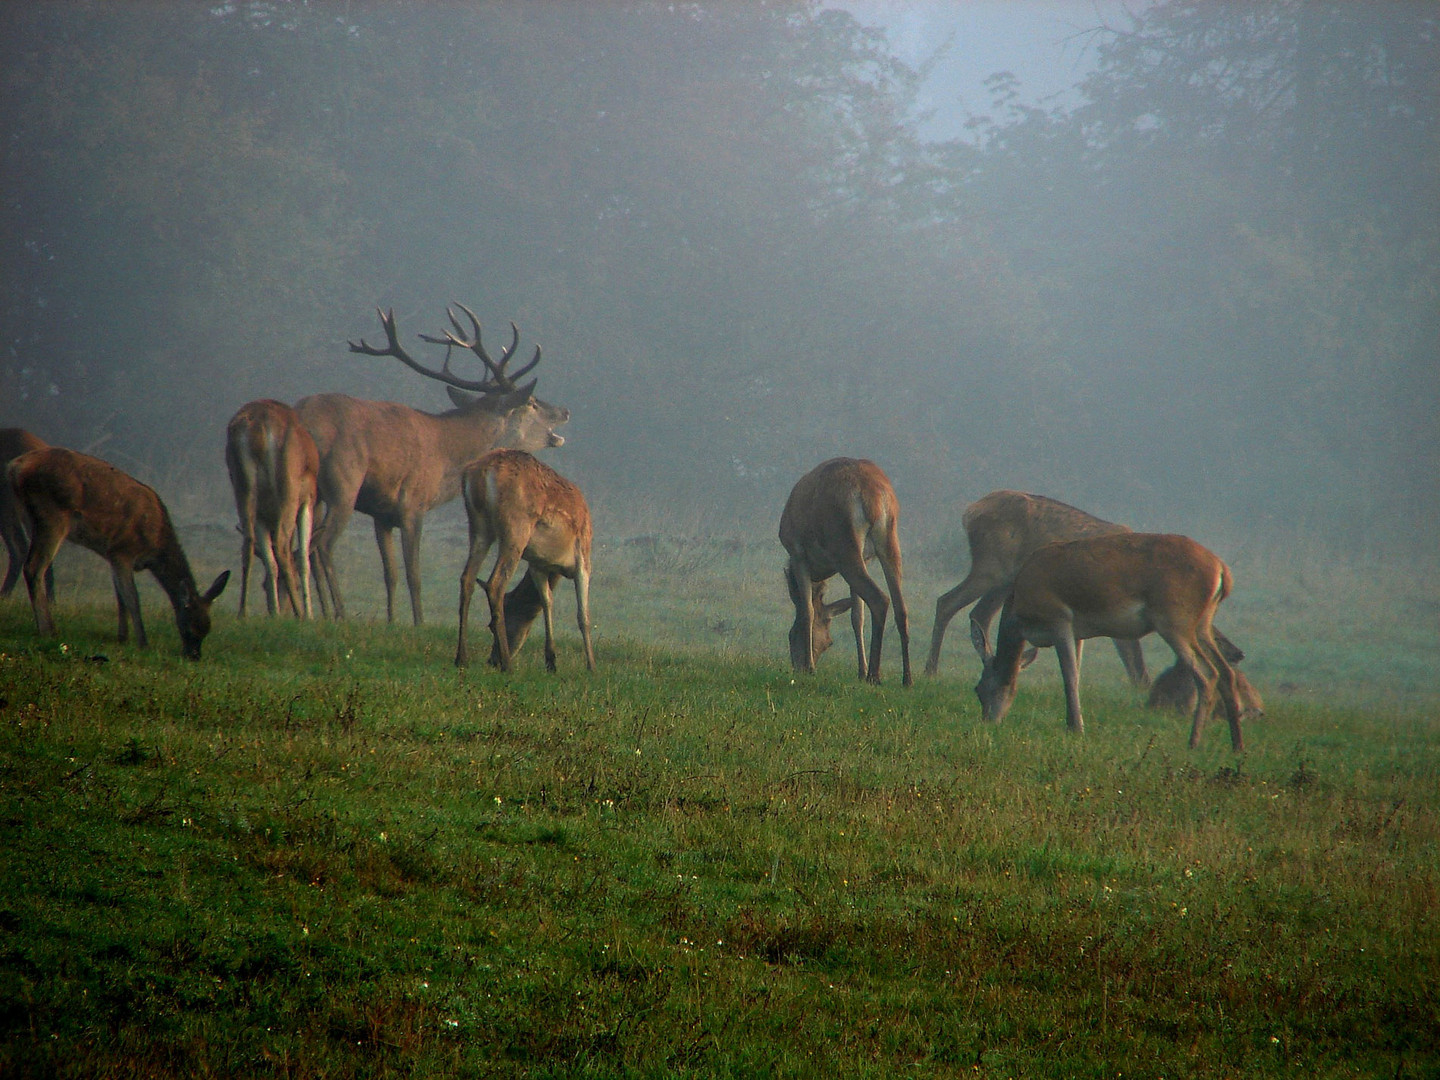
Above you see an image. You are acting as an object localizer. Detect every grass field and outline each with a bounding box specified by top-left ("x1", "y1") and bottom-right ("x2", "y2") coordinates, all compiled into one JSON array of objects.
[{"x1": 1, "y1": 519, "x2": 1437, "y2": 1078}]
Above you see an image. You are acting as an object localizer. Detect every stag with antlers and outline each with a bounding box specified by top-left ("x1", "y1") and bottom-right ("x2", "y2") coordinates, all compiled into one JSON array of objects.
[{"x1": 296, "y1": 304, "x2": 569, "y2": 625}]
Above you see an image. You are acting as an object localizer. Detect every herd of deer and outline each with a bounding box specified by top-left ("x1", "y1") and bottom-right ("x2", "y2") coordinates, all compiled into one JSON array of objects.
[{"x1": 0, "y1": 303, "x2": 1260, "y2": 751}]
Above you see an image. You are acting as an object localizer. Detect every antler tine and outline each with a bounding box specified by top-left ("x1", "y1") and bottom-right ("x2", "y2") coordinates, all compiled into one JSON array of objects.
[
  {"x1": 508, "y1": 340, "x2": 543, "y2": 383},
  {"x1": 420, "y1": 303, "x2": 512, "y2": 388},
  {"x1": 457, "y1": 303, "x2": 518, "y2": 385},
  {"x1": 495, "y1": 318, "x2": 520, "y2": 368},
  {"x1": 347, "y1": 307, "x2": 403, "y2": 357},
  {"x1": 349, "y1": 307, "x2": 495, "y2": 392},
  {"x1": 464, "y1": 314, "x2": 538, "y2": 386}
]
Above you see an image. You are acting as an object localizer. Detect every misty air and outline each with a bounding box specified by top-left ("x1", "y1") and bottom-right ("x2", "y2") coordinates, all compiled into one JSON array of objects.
[{"x1": 1, "y1": 3, "x2": 1436, "y2": 1076}]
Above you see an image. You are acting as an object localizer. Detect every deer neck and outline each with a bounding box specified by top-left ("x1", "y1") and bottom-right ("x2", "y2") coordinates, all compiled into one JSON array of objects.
[
  {"x1": 434, "y1": 406, "x2": 508, "y2": 461},
  {"x1": 148, "y1": 538, "x2": 202, "y2": 613},
  {"x1": 990, "y1": 612, "x2": 1031, "y2": 684}
]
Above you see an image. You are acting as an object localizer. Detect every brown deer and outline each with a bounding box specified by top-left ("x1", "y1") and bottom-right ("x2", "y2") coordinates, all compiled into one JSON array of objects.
[
  {"x1": 1149, "y1": 654, "x2": 1264, "y2": 720},
  {"x1": 8, "y1": 447, "x2": 230, "y2": 659},
  {"x1": 925, "y1": 491, "x2": 1149, "y2": 683},
  {"x1": 296, "y1": 305, "x2": 569, "y2": 625},
  {"x1": 224, "y1": 399, "x2": 318, "y2": 618},
  {"x1": 974, "y1": 532, "x2": 1245, "y2": 751},
  {"x1": 779, "y1": 457, "x2": 912, "y2": 686},
  {"x1": 2, "y1": 428, "x2": 50, "y2": 598},
  {"x1": 455, "y1": 448, "x2": 595, "y2": 673}
]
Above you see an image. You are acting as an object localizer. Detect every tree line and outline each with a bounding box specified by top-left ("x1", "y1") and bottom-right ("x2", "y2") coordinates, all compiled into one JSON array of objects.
[{"x1": 1, "y1": 1, "x2": 1434, "y2": 550}]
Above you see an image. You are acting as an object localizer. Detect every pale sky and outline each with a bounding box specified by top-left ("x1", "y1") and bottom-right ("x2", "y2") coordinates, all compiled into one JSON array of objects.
[{"x1": 836, "y1": 1, "x2": 1129, "y2": 139}]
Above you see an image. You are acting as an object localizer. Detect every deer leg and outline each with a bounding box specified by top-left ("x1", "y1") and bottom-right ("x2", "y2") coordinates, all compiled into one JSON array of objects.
[
  {"x1": 257, "y1": 526, "x2": 282, "y2": 617},
  {"x1": 1053, "y1": 626, "x2": 1084, "y2": 734},
  {"x1": 1199, "y1": 627, "x2": 1245, "y2": 752},
  {"x1": 400, "y1": 514, "x2": 424, "y2": 627},
  {"x1": 310, "y1": 497, "x2": 351, "y2": 620},
  {"x1": 485, "y1": 547, "x2": 525, "y2": 673},
  {"x1": 279, "y1": 538, "x2": 304, "y2": 618},
  {"x1": 112, "y1": 564, "x2": 148, "y2": 648},
  {"x1": 925, "y1": 573, "x2": 989, "y2": 676},
  {"x1": 112, "y1": 571, "x2": 129, "y2": 642},
  {"x1": 455, "y1": 532, "x2": 493, "y2": 668},
  {"x1": 306, "y1": 495, "x2": 333, "y2": 619},
  {"x1": 785, "y1": 562, "x2": 817, "y2": 675},
  {"x1": 373, "y1": 519, "x2": 401, "y2": 624},
  {"x1": 1161, "y1": 635, "x2": 1215, "y2": 750},
  {"x1": 1114, "y1": 638, "x2": 1150, "y2": 688},
  {"x1": 293, "y1": 499, "x2": 313, "y2": 620},
  {"x1": 491, "y1": 575, "x2": 545, "y2": 666},
  {"x1": 269, "y1": 507, "x2": 300, "y2": 618},
  {"x1": 0, "y1": 540, "x2": 18, "y2": 598},
  {"x1": 840, "y1": 565, "x2": 889, "y2": 685},
  {"x1": 22, "y1": 519, "x2": 67, "y2": 637},
  {"x1": 236, "y1": 515, "x2": 255, "y2": 619},
  {"x1": 0, "y1": 506, "x2": 23, "y2": 598},
  {"x1": 310, "y1": 549, "x2": 331, "y2": 619},
  {"x1": 573, "y1": 560, "x2": 596, "y2": 672},
  {"x1": 535, "y1": 568, "x2": 558, "y2": 672},
  {"x1": 877, "y1": 542, "x2": 911, "y2": 687},
  {"x1": 849, "y1": 593, "x2": 868, "y2": 680}
]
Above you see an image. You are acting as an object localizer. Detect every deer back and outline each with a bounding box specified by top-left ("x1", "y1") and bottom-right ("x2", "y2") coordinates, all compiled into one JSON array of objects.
[
  {"x1": 465, "y1": 448, "x2": 591, "y2": 571},
  {"x1": 1, "y1": 428, "x2": 48, "y2": 537},
  {"x1": 1013, "y1": 533, "x2": 1228, "y2": 635},
  {"x1": 12, "y1": 447, "x2": 178, "y2": 567},
  {"x1": 779, "y1": 457, "x2": 897, "y2": 577},
  {"x1": 226, "y1": 400, "x2": 318, "y2": 520},
  {"x1": 297, "y1": 389, "x2": 567, "y2": 519},
  {"x1": 962, "y1": 490, "x2": 1131, "y2": 587},
  {"x1": 0, "y1": 428, "x2": 47, "y2": 463}
]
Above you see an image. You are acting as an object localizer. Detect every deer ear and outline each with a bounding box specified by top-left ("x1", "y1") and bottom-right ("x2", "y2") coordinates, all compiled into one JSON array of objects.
[
  {"x1": 484, "y1": 379, "x2": 540, "y2": 412},
  {"x1": 447, "y1": 386, "x2": 478, "y2": 409},
  {"x1": 1019, "y1": 645, "x2": 1040, "y2": 669},
  {"x1": 203, "y1": 570, "x2": 231, "y2": 604},
  {"x1": 822, "y1": 597, "x2": 855, "y2": 618}
]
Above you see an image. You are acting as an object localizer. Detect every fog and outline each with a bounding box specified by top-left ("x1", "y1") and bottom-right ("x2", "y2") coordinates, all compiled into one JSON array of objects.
[{"x1": 2, "y1": 1, "x2": 1436, "y2": 563}]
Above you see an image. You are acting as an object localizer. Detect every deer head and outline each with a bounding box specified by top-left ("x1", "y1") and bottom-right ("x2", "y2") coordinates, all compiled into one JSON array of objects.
[
  {"x1": 176, "y1": 571, "x2": 232, "y2": 660},
  {"x1": 785, "y1": 567, "x2": 855, "y2": 669}
]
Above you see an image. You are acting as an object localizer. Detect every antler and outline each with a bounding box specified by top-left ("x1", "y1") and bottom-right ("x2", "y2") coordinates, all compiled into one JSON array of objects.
[
  {"x1": 349, "y1": 308, "x2": 504, "y2": 393},
  {"x1": 419, "y1": 303, "x2": 542, "y2": 392}
]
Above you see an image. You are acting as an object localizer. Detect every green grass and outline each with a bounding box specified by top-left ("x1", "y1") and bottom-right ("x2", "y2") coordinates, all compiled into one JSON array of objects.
[{"x1": 1, "y1": 532, "x2": 1437, "y2": 1078}]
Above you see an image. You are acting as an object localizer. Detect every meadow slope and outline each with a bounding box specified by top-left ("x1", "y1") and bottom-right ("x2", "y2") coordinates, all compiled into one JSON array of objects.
[{"x1": 1, "y1": 528, "x2": 1436, "y2": 1077}]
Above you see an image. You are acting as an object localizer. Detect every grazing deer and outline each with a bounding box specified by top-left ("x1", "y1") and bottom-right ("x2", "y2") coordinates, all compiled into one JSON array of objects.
[
  {"x1": 925, "y1": 491, "x2": 1149, "y2": 683},
  {"x1": 9, "y1": 447, "x2": 230, "y2": 659},
  {"x1": 974, "y1": 533, "x2": 1245, "y2": 751},
  {"x1": 455, "y1": 449, "x2": 595, "y2": 673},
  {"x1": 1150, "y1": 652, "x2": 1264, "y2": 720},
  {"x1": 224, "y1": 399, "x2": 318, "y2": 618},
  {"x1": 779, "y1": 457, "x2": 911, "y2": 686},
  {"x1": 2, "y1": 428, "x2": 50, "y2": 598},
  {"x1": 296, "y1": 305, "x2": 569, "y2": 625}
]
